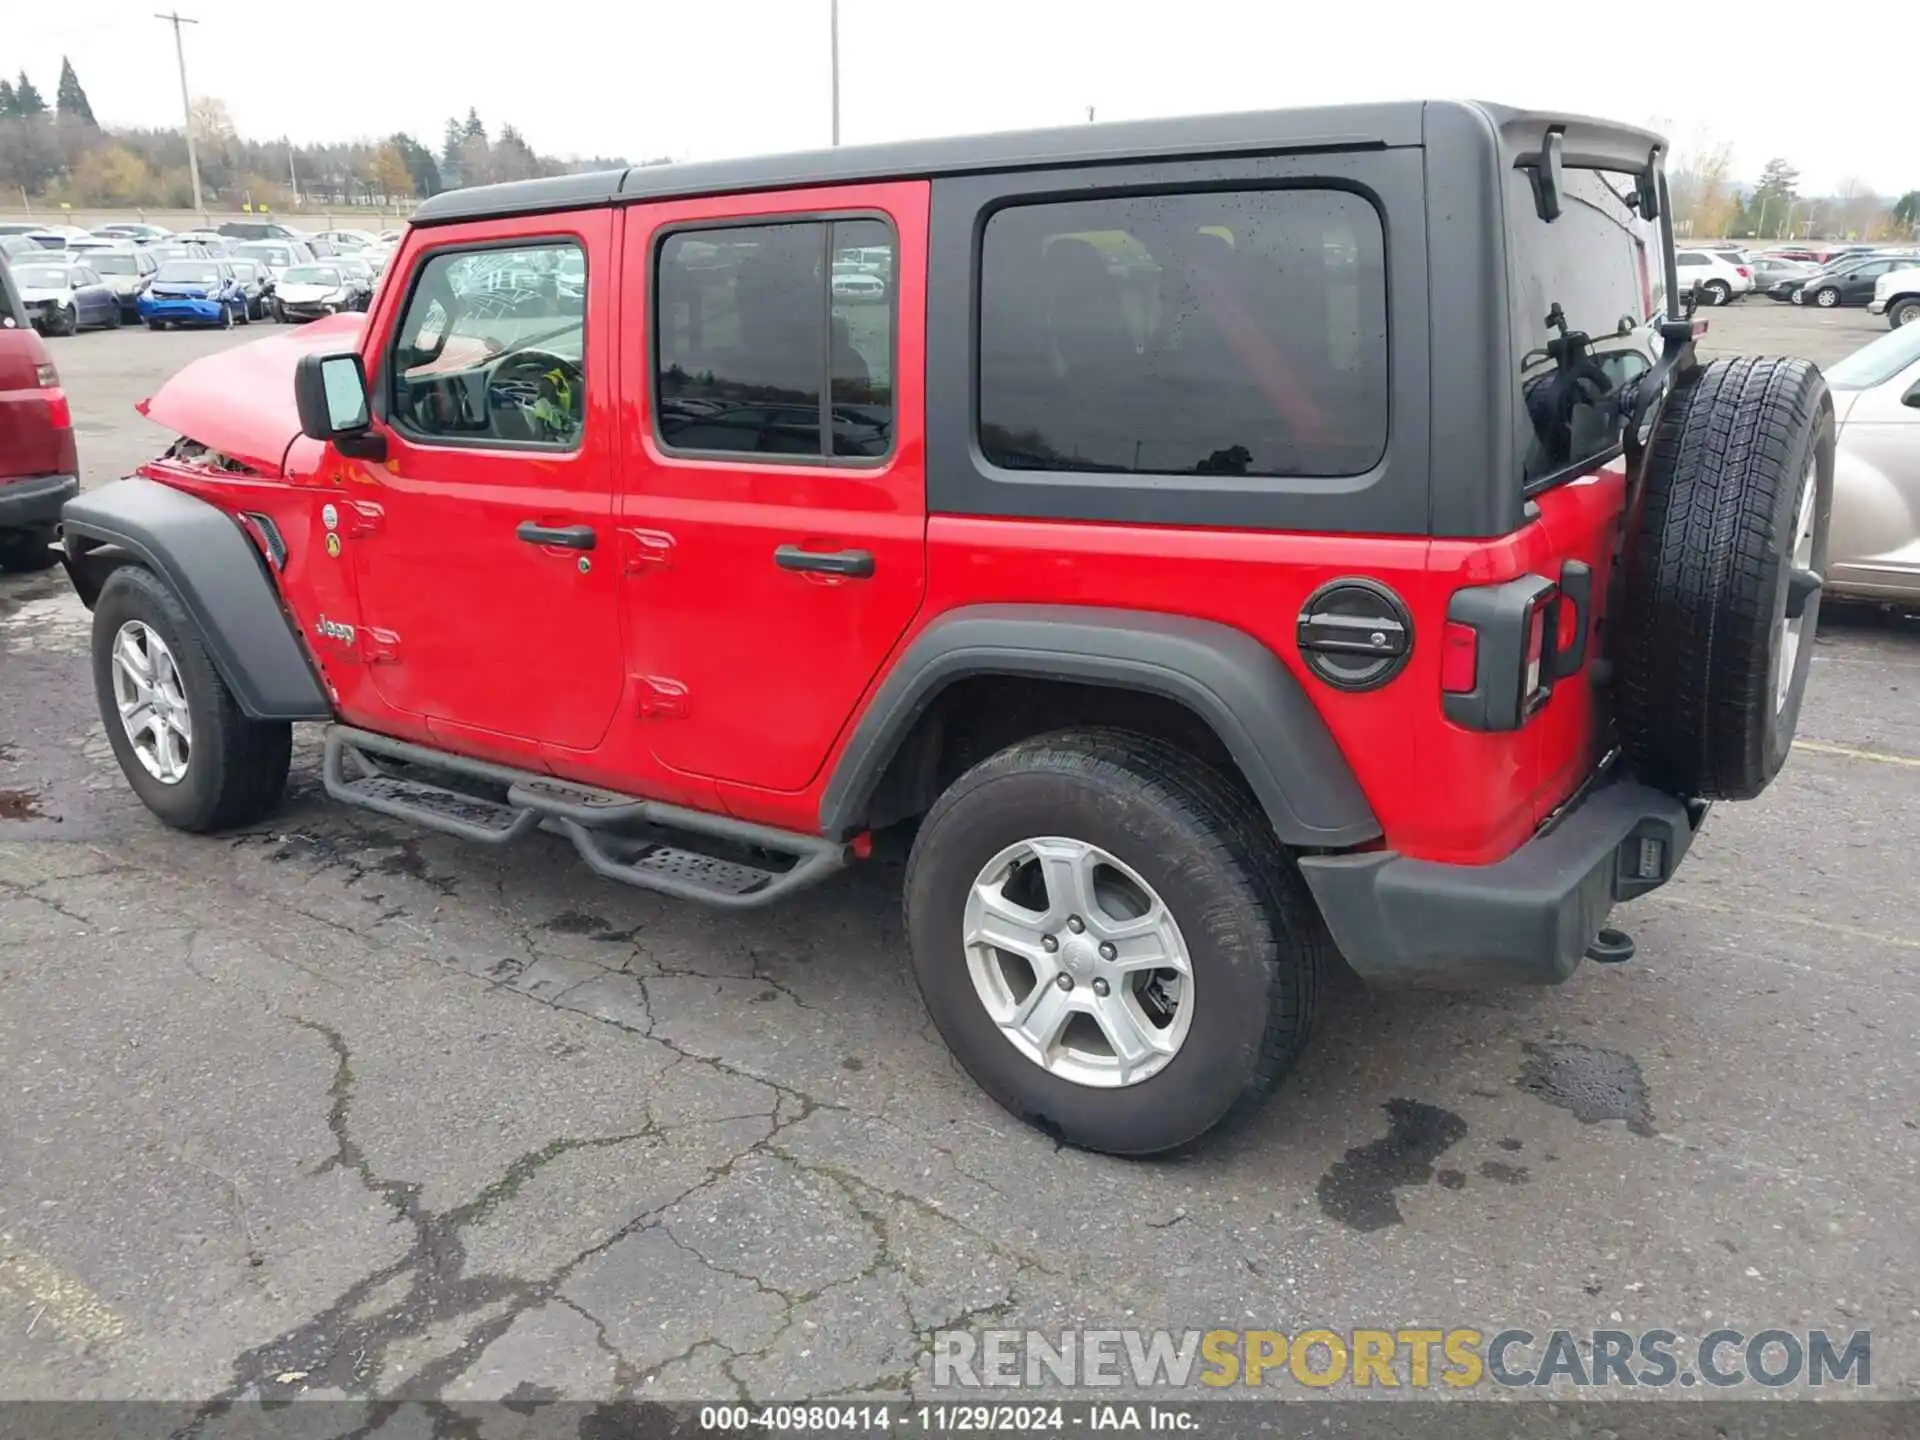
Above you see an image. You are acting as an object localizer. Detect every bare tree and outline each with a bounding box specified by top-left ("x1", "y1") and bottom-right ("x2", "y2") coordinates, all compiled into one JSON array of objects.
[{"x1": 1669, "y1": 142, "x2": 1740, "y2": 239}]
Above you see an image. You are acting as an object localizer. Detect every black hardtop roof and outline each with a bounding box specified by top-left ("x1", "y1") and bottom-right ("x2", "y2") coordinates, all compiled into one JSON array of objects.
[{"x1": 412, "y1": 100, "x2": 1666, "y2": 227}]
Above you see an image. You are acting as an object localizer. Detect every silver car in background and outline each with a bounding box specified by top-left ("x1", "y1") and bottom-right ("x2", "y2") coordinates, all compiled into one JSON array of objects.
[{"x1": 1827, "y1": 322, "x2": 1920, "y2": 602}]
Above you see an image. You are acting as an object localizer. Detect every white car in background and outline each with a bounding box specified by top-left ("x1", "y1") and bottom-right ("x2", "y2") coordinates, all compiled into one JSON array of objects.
[
  {"x1": 1869, "y1": 267, "x2": 1920, "y2": 330},
  {"x1": 1826, "y1": 322, "x2": 1920, "y2": 601},
  {"x1": 1676, "y1": 248, "x2": 1753, "y2": 305}
]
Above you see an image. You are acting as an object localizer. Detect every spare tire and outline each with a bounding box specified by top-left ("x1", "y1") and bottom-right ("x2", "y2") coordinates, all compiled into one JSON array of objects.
[{"x1": 1615, "y1": 355, "x2": 1834, "y2": 800}]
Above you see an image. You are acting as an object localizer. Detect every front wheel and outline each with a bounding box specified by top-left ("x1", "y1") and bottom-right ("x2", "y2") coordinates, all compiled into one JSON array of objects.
[
  {"x1": 90, "y1": 566, "x2": 292, "y2": 833},
  {"x1": 51, "y1": 303, "x2": 77, "y2": 336},
  {"x1": 904, "y1": 729, "x2": 1326, "y2": 1156},
  {"x1": 1889, "y1": 297, "x2": 1920, "y2": 329},
  {"x1": 1813, "y1": 287, "x2": 1840, "y2": 309}
]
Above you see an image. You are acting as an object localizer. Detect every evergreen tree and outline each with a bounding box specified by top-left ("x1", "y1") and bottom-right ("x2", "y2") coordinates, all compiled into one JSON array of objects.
[
  {"x1": 394, "y1": 132, "x2": 442, "y2": 196},
  {"x1": 462, "y1": 108, "x2": 486, "y2": 143},
  {"x1": 14, "y1": 71, "x2": 47, "y2": 117},
  {"x1": 0, "y1": 79, "x2": 16, "y2": 120},
  {"x1": 56, "y1": 57, "x2": 95, "y2": 126}
]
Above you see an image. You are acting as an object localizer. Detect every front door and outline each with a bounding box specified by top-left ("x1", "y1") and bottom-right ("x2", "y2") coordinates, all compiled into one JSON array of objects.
[
  {"x1": 346, "y1": 214, "x2": 625, "y2": 753},
  {"x1": 617, "y1": 183, "x2": 929, "y2": 793}
]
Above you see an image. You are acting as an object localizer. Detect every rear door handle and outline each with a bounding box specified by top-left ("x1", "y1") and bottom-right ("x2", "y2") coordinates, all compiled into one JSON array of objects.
[
  {"x1": 774, "y1": 545, "x2": 874, "y2": 578},
  {"x1": 517, "y1": 522, "x2": 596, "y2": 551}
]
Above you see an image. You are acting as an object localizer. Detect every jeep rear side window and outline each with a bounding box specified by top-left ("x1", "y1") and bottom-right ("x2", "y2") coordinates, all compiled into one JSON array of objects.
[
  {"x1": 1508, "y1": 166, "x2": 1658, "y2": 488},
  {"x1": 976, "y1": 189, "x2": 1387, "y2": 479},
  {"x1": 654, "y1": 218, "x2": 895, "y2": 460},
  {"x1": 389, "y1": 241, "x2": 587, "y2": 449}
]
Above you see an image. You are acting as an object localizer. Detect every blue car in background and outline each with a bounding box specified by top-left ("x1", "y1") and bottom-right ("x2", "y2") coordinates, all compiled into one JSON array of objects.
[{"x1": 137, "y1": 260, "x2": 250, "y2": 330}]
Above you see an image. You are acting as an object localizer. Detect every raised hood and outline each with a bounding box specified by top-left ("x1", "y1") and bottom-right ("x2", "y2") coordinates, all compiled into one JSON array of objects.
[{"x1": 137, "y1": 312, "x2": 367, "y2": 477}]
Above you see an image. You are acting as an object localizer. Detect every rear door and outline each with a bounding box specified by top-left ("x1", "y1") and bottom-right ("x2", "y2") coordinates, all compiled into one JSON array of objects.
[
  {"x1": 0, "y1": 260, "x2": 66, "y2": 483},
  {"x1": 617, "y1": 182, "x2": 929, "y2": 792}
]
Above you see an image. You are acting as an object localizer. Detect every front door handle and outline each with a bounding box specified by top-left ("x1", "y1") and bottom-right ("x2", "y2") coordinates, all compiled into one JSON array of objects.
[
  {"x1": 517, "y1": 522, "x2": 596, "y2": 551},
  {"x1": 774, "y1": 545, "x2": 874, "y2": 579}
]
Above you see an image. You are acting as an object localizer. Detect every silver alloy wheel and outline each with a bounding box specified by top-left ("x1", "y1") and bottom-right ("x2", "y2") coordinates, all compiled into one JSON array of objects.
[
  {"x1": 1816, "y1": 288, "x2": 1838, "y2": 308},
  {"x1": 110, "y1": 620, "x2": 193, "y2": 784},
  {"x1": 1775, "y1": 457, "x2": 1820, "y2": 713},
  {"x1": 962, "y1": 837, "x2": 1194, "y2": 1088},
  {"x1": 1898, "y1": 304, "x2": 1919, "y2": 327}
]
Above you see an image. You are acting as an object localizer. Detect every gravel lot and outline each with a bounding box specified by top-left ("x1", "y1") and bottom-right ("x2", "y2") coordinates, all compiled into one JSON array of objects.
[{"x1": 3, "y1": 302, "x2": 1916, "y2": 1420}]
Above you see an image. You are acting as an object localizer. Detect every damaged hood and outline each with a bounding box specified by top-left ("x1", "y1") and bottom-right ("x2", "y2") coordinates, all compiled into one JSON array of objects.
[{"x1": 137, "y1": 312, "x2": 367, "y2": 477}]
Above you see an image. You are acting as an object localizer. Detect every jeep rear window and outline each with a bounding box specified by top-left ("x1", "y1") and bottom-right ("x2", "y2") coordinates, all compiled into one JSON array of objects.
[
  {"x1": 1507, "y1": 165, "x2": 1660, "y2": 488},
  {"x1": 976, "y1": 188, "x2": 1387, "y2": 479},
  {"x1": 653, "y1": 217, "x2": 895, "y2": 461}
]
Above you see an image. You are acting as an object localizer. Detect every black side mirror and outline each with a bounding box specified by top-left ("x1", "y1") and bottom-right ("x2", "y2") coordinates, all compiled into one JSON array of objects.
[
  {"x1": 294, "y1": 350, "x2": 385, "y2": 459},
  {"x1": 1902, "y1": 379, "x2": 1920, "y2": 409}
]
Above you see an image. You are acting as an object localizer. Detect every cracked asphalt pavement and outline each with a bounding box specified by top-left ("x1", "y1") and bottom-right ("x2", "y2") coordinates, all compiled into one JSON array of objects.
[{"x1": 2, "y1": 310, "x2": 1918, "y2": 1418}]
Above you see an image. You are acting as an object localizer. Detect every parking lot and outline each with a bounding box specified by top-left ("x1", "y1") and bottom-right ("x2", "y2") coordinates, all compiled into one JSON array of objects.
[{"x1": 3, "y1": 302, "x2": 1918, "y2": 1417}]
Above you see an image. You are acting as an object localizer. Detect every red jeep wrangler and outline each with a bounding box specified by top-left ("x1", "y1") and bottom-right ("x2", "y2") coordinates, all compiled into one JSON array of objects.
[{"x1": 59, "y1": 103, "x2": 1833, "y2": 1155}]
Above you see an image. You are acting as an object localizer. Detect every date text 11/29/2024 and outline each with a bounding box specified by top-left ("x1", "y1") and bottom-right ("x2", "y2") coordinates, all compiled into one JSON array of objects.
[{"x1": 699, "y1": 1405, "x2": 1190, "y2": 1433}]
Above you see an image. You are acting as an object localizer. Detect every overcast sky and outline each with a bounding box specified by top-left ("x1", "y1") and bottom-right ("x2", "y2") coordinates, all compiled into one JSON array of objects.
[{"x1": 14, "y1": 0, "x2": 1910, "y2": 195}]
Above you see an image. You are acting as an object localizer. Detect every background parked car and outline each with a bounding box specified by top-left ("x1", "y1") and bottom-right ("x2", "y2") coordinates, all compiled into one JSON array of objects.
[
  {"x1": 147, "y1": 241, "x2": 213, "y2": 266},
  {"x1": 217, "y1": 220, "x2": 301, "y2": 242},
  {"x1": 1825, "y1": 322, "x2": 1920, "y2": 601},
  {"x1": 226, "y1": 257, "x2": 274, "y2": 320},
  {"x1": 94, "y1": 222, "x2": 171, "y2": 244},
  {"x1": 1749, "y1": 255, "x2": 1818, "y2": 292},
  {"x1": 1796, "y1": 254, "x2": 1915, "y2": 309},
  {"x1": 0, "y1": 236, "x2": 44, "y2": 264},
  {"x1": 0, "y1": 256, "x2": 77, "y2": 573},
  {"x1": 323, "y1": 254, "x2": 378, "y2": 310},
  {"x1": 11, "y1": 259, "x2": 122, "y2": 335},
  {"x1": 137, "y1": 260, "x2": 248, "y2": 330},
  {"x1": 314, "y1": 228, "x2": 379, "y2": 253},
  {"x1": 1870, "y1": 266, "x2": 1920, "y2": 329},
  {"x1": 233, "y1": 239, "x2": 316, "y2": 286},
  {"x1": 76, "y1": 244, "x2": 160, "y2": 319},
  {"x1": 271, "y1": 263, "x2": 364, "y2": 321},
  {"x1": 1676, "y1": 248, "x2": 1752, "y2": 304}
]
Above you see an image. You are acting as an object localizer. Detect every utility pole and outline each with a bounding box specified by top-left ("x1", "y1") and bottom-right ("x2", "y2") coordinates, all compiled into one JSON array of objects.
[
  {"x1": 1086, "y1": 106, "x2": 1096, "y2": 123},
  {"x1": 829, "y1": 0, "x2": 841, "y2": 146},
  {"x1": 155, "y1": 10, "x2": 203, "y2": 214},
  {"x1": 288, "y1": 140, "x2": 298, "y2": 208}
]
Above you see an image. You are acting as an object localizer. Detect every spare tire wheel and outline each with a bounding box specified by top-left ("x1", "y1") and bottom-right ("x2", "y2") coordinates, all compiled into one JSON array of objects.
[{"x1": 1615, "y1": 355, "x2": 1834, "y2": 801}]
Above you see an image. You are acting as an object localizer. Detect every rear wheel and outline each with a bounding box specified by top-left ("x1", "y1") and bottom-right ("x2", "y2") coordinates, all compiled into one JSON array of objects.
[
  {"x1": 904, "y1": 729, "x2": 1326, "y2": 1155},
  {"x1": 1702, "y1": 280, "x2": 1731, "y2": 306},
  {"x1": 0, "y1": 526, "x2": 61, "y2": 573},
  {"x1": 1615, "y1": 356, "x2": 1835, "y2": 800},
  {"x1": 90, "y1": 566, "x2": 292, "y2": 833}
]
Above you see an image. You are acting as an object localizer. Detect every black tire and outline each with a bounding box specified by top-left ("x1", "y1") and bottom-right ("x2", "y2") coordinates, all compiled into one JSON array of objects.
[
  {"x1": 0, "y1": 526, "x2": 62, "y2": 573},
  {"x1": 147, "y1": 318, "x2": 165, "y2": 330},
  {"x1": 1701, "y1": 280, "x2": 1731, "y2": 306},
  {"x1": 90, "y1": 566, "x2": 293, "y2": 833},
  {"x1": 52, "y1": 304, "x2": 77, "y2": 337},
  {"x1": 1615, "y1": 356, "x2": 1835, "y2": 800},
  {"x1": 1812, "y1": 286, "x2": 1840, "y2": 309},
  {"x1": 1889, "y1": 297, "x2": 1920, "y2": 330},
  {"x1": 904, "y1": 728, "x2": 1326, "y2": 1156}
]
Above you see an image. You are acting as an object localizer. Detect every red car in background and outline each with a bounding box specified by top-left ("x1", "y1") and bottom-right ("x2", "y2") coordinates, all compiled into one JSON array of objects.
[{"x1": 0, "y1": 254, "x2": 77, "y2": 572}]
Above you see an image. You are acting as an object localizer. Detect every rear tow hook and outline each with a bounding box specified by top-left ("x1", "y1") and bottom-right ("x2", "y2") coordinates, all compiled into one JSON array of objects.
[{"x1": 1586, "y1": 928, "x2": 1636, "y2": 964}]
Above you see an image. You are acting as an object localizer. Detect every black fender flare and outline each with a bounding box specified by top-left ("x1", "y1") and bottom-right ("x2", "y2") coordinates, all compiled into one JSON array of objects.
[
  {"x1": 819, "y1": 605, "x2": 1380, "y2": 848},
  {"x1": 61, "y1": 479, "x2": 332, "y2": 722}
]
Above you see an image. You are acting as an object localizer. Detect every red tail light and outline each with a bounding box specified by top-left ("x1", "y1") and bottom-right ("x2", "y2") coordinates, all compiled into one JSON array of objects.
[
  {"x1": 1736, "y1": 265, "x2": 1751, "y2": 278},
  {"x1": 1440, "y1": 621, "x2": 1479, "y2": 693},
  {"x1": 1524, "y1": 595, "x2": 1551, "y2": 706},
  {"x1": 45, "y1": 390, "x2": 71, "y2": 430}
]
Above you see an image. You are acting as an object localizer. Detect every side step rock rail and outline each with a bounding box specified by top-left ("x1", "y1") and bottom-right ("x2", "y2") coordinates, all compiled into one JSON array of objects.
[{"x1": 322, "y1": 726, "x2": 847, "y2": 908}]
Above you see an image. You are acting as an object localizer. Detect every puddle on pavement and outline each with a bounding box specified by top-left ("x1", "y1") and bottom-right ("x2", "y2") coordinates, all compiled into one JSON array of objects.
[
  {"x1": 1317, "y1": 1098, "x2": 1468, "y2": 1231},
  {"x1": 1517, "y1": 1041, "x2": 1656, "y2": 1136}
]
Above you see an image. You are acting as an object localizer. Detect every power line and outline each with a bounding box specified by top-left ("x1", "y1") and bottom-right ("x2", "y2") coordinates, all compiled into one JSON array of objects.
[{"x1": 154, "y1": 10, "x2": 202, "y2": 214}]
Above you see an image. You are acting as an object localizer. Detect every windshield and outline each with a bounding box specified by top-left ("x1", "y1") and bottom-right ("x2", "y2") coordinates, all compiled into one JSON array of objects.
[
  {"x1": 1825, "y1": 324, "x2": 1920, "y2": 391},
  {"x1": 87, "y1": 254, "x2": 137, "y2": 275},
  {"x1": 284, "y1": 266, "x2": 341, "y2": 286},
  {"x1": 15, "y1": 265, "x2": 69, "y2": 288},
  {"x1": 156, "y1": 263, "x2": 219, "y2": 284}
]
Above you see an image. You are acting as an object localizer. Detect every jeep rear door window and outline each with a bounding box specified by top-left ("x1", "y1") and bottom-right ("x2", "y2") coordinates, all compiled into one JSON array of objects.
[
  {"x1": 1507, "y1": 165, "x2": 1659, "y2": 488},
  {"x1": 653, "y1": 218, "x2": 895, "y2": 460},
  {"x1": 389, "y1": 241, "x2": 587, "y2": 449},
  {"x1": 976, "y1": 189, "x2": 1387, "y2": 479}
]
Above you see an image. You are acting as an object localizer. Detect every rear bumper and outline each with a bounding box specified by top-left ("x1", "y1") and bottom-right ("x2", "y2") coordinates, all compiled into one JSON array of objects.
[
  {"x1": 1298, "y1": 780, "x2": 1704, "y2": 987},
  {"x1": 0, "y1": 472, "x2": 80, "y2": 531}
]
